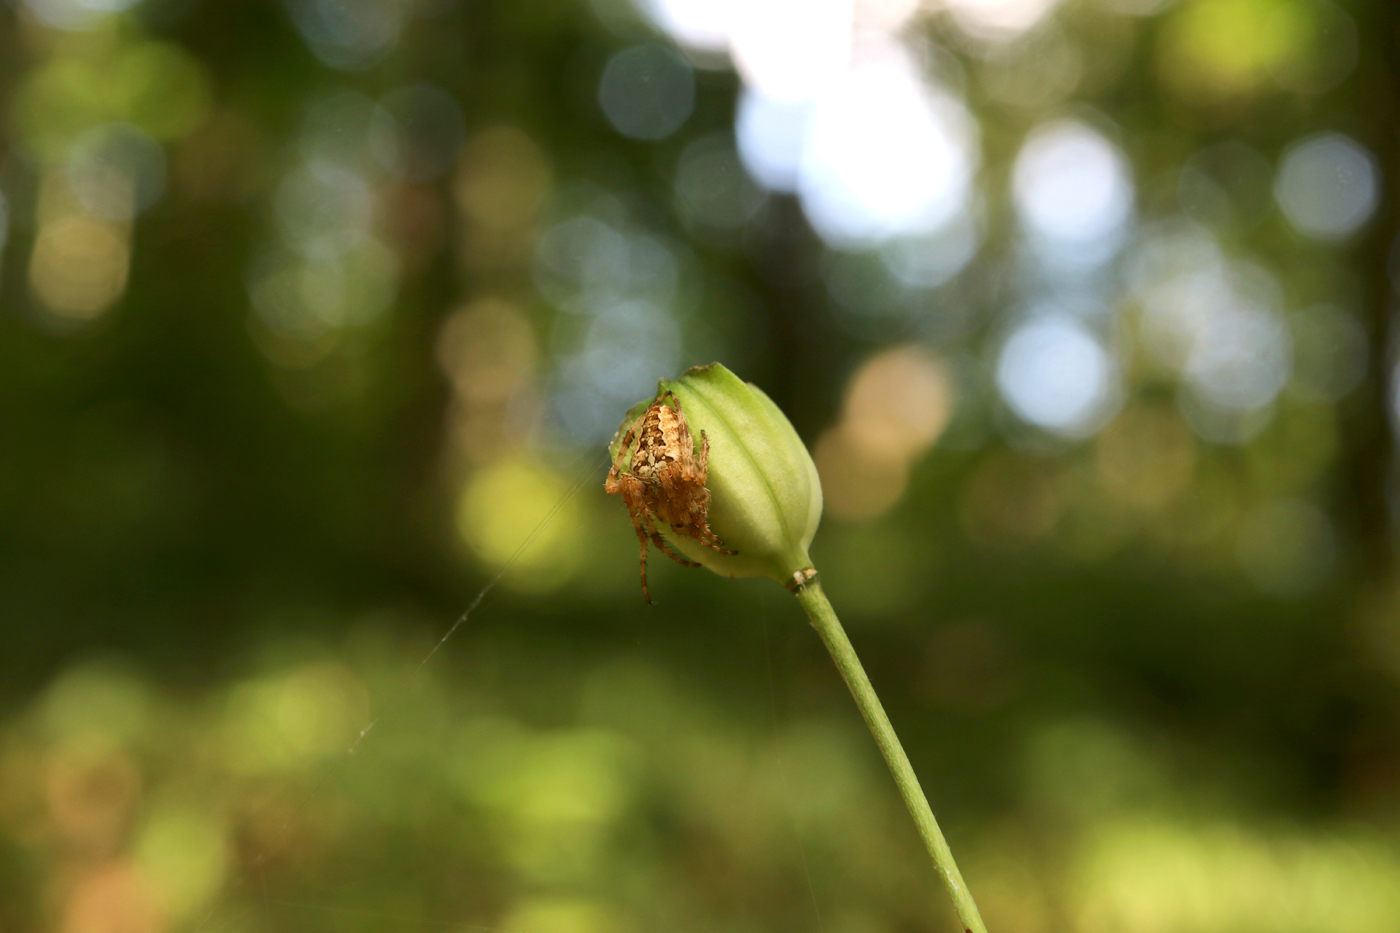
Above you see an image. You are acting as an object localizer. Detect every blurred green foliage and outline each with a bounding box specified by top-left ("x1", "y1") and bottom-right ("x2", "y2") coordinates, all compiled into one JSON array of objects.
[{"x1": 1, "y1": 0, "x2": 1398, "y2": 930}]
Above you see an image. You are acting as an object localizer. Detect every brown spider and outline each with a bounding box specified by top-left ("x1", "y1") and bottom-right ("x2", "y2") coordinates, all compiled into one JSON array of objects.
[{"x1": 606, "y1": 391, "x2": 735, "y2": 602}]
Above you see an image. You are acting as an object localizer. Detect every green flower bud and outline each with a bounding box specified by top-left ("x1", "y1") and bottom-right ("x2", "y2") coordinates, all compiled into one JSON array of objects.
[
  {"x1": 608, "y1": 362, "x2": 822, "y2": 589},
  {"x1": 607, "y1": 367, "x2": 985, "y2": 933}
]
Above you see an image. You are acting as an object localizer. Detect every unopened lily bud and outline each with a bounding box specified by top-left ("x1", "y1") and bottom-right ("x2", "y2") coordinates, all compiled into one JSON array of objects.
[
  {"x1": 609, "y1": 363, "x2": 822, "y2": 589},
  {"x1": 607, "y1": 366, "x2": 983, "y2": 931}
]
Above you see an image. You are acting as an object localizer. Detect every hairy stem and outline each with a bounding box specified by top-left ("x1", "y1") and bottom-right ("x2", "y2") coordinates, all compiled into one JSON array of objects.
[{"x1": 794, "y1": 578, "x2": 987, "y2": 933}]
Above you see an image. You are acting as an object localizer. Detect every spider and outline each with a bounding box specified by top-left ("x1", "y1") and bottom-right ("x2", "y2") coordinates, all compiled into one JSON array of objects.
[{"x1": 606, "y1": 391, "x2": 735, "y2": 602}]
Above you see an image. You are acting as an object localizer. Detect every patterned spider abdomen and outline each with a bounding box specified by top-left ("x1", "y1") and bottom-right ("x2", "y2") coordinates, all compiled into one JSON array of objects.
[{"x1": 631, "y1": 402, "x2": 687, "y2": 480}]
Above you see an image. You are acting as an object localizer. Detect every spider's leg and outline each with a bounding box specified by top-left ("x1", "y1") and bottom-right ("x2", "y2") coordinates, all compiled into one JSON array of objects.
[
  {"x1": 656, "y1": 464, "x2": 689, "y2": 510},
  {"x1": 641, "y1": 507, "x2": 701, "y2": 568},
  {"x1": 617, "y1": 477, "x2": 654, "y2": 602},
  {"x1": 696, "y1": 429, "x2": 709, "y2": 483},
  {"x1": 696, "y1": 520, "x2": 737, "y2": 555},
  {"x1": 680, "y1": 482, "x2": 735, "y2": 555},
  {"x1": 653, "y1": 455, "x2": 737, "y2": 558},
  {"x1": 638, "y1": 527, "x2": 651, "y2": 604},
  {"x1": 605, "y1": 422, "x2": 642, "y2": 494}
]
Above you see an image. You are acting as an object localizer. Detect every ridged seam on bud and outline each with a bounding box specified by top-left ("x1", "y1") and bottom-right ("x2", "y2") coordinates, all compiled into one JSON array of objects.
[{"x1": 610, "y1": 363, "x2": 823, "y2": 586}]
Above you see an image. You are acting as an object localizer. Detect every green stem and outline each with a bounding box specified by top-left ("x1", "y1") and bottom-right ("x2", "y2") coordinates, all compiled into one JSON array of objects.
[{"x1": 793, "y1": 578, "x2": 987, "y2": 933}]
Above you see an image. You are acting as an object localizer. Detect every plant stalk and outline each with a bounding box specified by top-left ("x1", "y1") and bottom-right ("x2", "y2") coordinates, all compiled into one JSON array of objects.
[{"x1": 793, "y1": 578, "x2": 987, "y2": 933}]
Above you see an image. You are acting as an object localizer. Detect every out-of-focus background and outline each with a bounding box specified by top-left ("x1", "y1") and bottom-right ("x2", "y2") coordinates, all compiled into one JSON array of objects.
[{"x1": 0, "y1": 0, "x2": 1397, "y2": 928}]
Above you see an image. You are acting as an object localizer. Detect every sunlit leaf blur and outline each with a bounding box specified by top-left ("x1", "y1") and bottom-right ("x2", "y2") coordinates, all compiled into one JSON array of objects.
[{"x1": 0, "y1": 0, "x2": 1396, "y2": 928}]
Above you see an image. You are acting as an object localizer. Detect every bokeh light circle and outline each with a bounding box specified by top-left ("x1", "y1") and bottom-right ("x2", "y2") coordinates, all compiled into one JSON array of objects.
[
  {"x1": 598, "y1": 44, "x2": 696, "y2": 142},
  {"x1": 735, "y1": 90, "x2": 811, "y2": 193},
  {"x1": 1184, "y1": 303, "x2": 1292, "y2": 413},
  {"x1": 797, "y1": 52, "x2": 976, "y2": 247},
  {"x1": 1014, "y1": 119, "x2": 1133, "y2": 259},
  {"x1": 674, "y1": 132, "x2": 765, "y2": 230},
  {"x1": 997, "y1": 316, "x2": 1116, "y2": 436},
  {"x1": 66, "y1": 123, "x2": 167, "y2": 222},
  {"x1": 1274, "y1": 132, "x2": 1378, "y2": 241}
]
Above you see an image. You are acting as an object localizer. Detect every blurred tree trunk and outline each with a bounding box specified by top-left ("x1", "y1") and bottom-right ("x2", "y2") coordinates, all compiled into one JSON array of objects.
[{"x1": 1346, "y1": 1, "x2": 1400, "y2": 580}]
